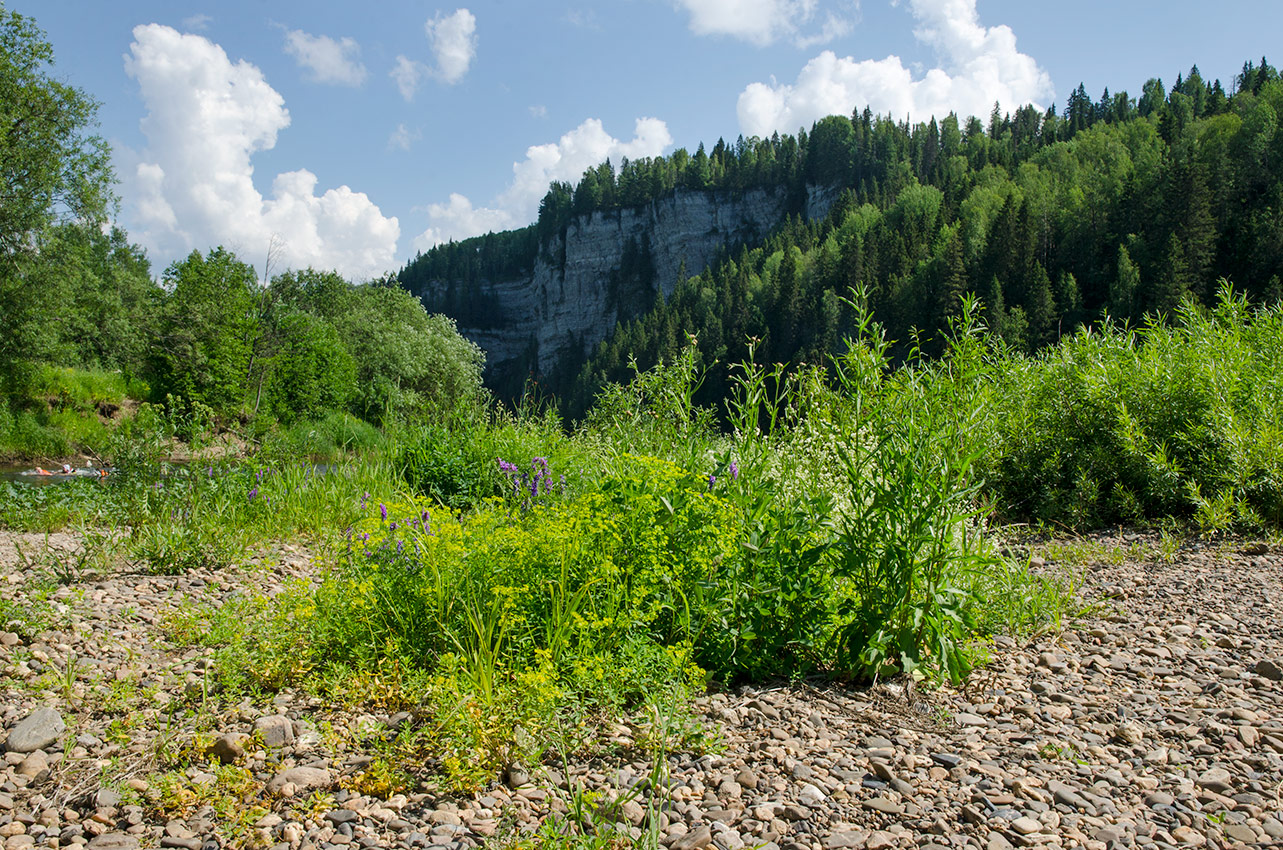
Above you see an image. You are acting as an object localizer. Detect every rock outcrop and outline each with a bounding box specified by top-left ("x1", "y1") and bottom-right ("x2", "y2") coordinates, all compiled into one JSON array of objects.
[{"x1": 418, "y1": 184, "x2": 839, "y2": 386}]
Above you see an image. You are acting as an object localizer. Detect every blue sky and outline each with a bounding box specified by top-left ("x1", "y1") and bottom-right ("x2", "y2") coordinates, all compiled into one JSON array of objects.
[{"x1": 15, "y1": 0, "x2": 1282, "y2": 280}]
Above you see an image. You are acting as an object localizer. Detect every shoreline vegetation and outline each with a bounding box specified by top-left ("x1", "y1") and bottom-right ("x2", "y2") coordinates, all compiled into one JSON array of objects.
[
  {"x1": 6, "y1": 292, "x2": 1283, "y2": 795},
  {"x1": 4, "y1": 295, "x2": 1283, "y2": 847}
]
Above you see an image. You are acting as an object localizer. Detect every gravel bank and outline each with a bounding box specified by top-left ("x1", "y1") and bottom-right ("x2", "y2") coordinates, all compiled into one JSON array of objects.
[{"x1": 1, "y1": 532, "x2": 1280, "y2": 850}]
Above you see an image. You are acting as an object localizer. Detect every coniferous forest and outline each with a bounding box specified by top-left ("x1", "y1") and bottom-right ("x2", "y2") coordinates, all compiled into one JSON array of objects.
[{"x1": 400, "y1": 60, "x2": 1283, "y2": 417}]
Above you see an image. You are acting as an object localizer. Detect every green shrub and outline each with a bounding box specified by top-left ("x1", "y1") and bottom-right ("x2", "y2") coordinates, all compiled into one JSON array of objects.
[
  {"x1": 988, "y1": 288, "x2": 1283, "y2": 531},
  {"x1": 824, "y1": 302, "x2": 999, "y2": 683},
  {"x1": 399, "y1": 423, "x2": 499, "y2": 510}
]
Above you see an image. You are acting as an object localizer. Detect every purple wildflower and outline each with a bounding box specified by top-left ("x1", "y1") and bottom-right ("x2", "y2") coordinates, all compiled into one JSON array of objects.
[
  {"x1": 360, "y1": 491, "x2": 369, "y2": 509},
  {"x1": 396, "y1": 540, "x2": 404, "y2": 554},
  {"x1": 707, "y1": 474, "x2": 716, "y2": 490},
  {"x1": 529, "y1": 477, "x2": 539, "y2": 498},
  {"x1": 389, "y1": 521, "x2": 398, "y2": 531},
  {"x1": 730, "y1": 461, "x2": 739, "y2": 480},
  {"x1": 361, "y1": 532, "x2": 370, "y2": 542},
  {"x1": 248, "y1": 487, "x2": 258, "y2": 501},
  {"x1": 380, "y1": 503, "x2": 388, "y2": 521}
]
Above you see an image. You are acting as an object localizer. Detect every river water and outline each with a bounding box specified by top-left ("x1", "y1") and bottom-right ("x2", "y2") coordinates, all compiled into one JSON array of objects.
[{"x1": 0, "y1": 463, "x2": 107, "y2": 487}]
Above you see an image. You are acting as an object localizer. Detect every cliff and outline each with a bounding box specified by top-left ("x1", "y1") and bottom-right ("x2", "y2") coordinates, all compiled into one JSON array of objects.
[{"x1": 414, "y1": 184, "x2": 840, "y2": 390}]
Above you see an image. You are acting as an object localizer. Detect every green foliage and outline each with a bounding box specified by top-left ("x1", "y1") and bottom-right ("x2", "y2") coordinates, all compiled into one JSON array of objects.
[
  {"x1": 405, "y1": 60, "x2": 1283, "y2": 414},
  {"x1": 263, "y1": 311, "x2": 357, "y2": 423},
  {"x1": 400, "y1": 424, "x2": 500, "y2": 510},
  {"x1": 0, "y1": 10, "x2": 113, "y2": 259},
  {"x1": 583, "y1": 342, "x2": 718, "y2": 468},
  {"x1": 324, "y1": 282, "x2": 487, "y2": 424},
  {"x1": 0, "y1": 364, "x2": 133, "y2": 459},
  {"x1": 826, "y1": 298, "x2": 998, "y2": 683},
  {"x1": 263, "y1": 411, "x2": 386, "y2": 463},
  {"x1": 150, "y1": 247, "x2": 260, "y2": 420},
  {"x1": 988, "y1": 287, "x2": 1283, "y2": 530}
]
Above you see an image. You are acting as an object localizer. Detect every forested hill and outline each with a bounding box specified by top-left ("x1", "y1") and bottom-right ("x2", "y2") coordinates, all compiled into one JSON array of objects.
[{"x1": 398, "y1": 60, "x2": 1283, "y2": 413}]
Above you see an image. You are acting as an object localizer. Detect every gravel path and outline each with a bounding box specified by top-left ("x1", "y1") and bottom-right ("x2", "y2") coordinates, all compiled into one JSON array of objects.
[{"x1": 1, "y1": 532, "x2": 1281, "y2": 850}]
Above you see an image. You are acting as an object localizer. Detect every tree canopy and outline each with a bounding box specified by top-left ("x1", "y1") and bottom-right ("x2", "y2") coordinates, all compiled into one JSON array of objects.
[{"x1": 0, "y1": 9, "x2": 113, "y2": 261}]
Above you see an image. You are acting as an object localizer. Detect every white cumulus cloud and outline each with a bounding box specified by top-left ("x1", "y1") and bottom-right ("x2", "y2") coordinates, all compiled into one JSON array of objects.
[
  {"x1": 283, "y1": 28, "x2": 368, "y2": 86},
  {"x1": 674, "y1": 0, "x2": 852, "y2": 48},
  {"x1": 737, "y1": 0, "x2": 1053, "y2": 136},
  {"x1": 122, "y1": 24, "x2": 399, "y2": 281},
  {"x1": 414, "y1": 117, "x2": 673, "y2": 250},
  {"x1": 426, "y1": 9, "x2": 477, "y2": 84}
]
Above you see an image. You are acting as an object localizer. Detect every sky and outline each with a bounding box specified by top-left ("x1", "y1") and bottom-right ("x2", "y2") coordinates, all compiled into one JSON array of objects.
[{"x1": 14, "y1": 0, "x2": 1283, "y2": 281}]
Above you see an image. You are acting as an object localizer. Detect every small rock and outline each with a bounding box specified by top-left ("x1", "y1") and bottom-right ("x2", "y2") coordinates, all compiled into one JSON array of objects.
[
  {"x1": 159, "y1": 838, "x2": 201, "y2": 850},
  {"x1": 1254, "y1": 658, "x2": 1283, "y2": 681},
  {"x1": 1011, "y1": 817, "x2": 1042, "y2": 836},
  {"x1": 1111, "y1": 721, "x2": 1144, "y2": 745},
  {"x1": 266, "y1": 766, "x2": 331, "y2": 795},
  {"x1": 671, "y1": 824, "x2": 713, "y2": 850},
  {"x1": 620, "y1": 799, "x2": 645, "y2": 826},
  {"x1": 4, "y1": 707, "x2": 64, "y2": 754},
  {"x1": 799, "y1": 783, "x2": 826, "y2": 805},
  {"x1": 987, "y1": 834, "x2": 1014, "y2": 850},
  {"x1": 254, "y1": 715, "x2": 295, "y2": 748},
  {"x1": 1195, "y1": 767, "x2": 1233, "y2": 796},
  {"x1": 866, "y1": 831, "x2": 896, "y2": 850},
  {"x1": 325, "y1": 810, "x2": 359, "y2": 825},
  {"x1": 86, "y1": 835, "x2": 140, "y2": 850},
  {"x1": 824, "y1": 832, "x2": 867, "y2": 850},
  {"x1": 17, "y1": 751, "x2": 48, "y2": 782},
  {"x1": 206, "y1": 733, "x2": 248, "y2": 765},
  {"x1": 862, "y1": 797, "x2": 903, "y2": 815},
  {"x1": 1222, "y1": 823, "x2": 1257, "y2": 843},
  {"x1": 1169, "y1": 825, "x2": 1206, "y2": 846}
]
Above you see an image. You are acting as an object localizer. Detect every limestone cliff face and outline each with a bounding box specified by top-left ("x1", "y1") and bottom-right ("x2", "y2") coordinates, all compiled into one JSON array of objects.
[{"x1": 425, "y1": 184, "x2": 837, "y2": 384}]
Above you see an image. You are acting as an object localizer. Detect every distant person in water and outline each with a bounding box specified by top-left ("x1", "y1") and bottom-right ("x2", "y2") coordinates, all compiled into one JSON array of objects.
[{"x1": 61, "y1": 463, "x2": 72, "y2": 474}]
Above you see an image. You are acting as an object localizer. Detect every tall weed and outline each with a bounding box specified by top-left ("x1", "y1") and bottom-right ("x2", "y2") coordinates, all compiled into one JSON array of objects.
[{"x1": 825, "y1": 297, "x2": 1001, "y2": 683}]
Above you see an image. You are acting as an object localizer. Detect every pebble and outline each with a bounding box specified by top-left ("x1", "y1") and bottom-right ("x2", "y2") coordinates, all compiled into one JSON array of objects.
[{"x1": 2, "y1": 531, "x2": 1282, "y2": 850}]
